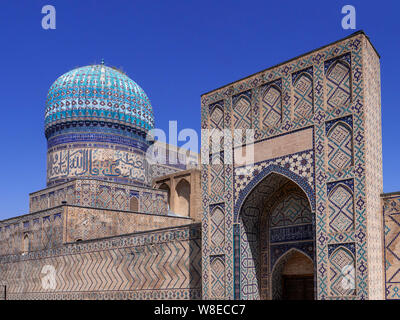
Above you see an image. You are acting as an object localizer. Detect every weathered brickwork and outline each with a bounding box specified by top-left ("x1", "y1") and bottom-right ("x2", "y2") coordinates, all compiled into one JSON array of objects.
[
  {"x1": 0, "y1": 208, "x2": 64, "y2": 255},
  {"x1": 0, "y1": 204, "x2": 193, "y2": 256},
  {"x1": 64, "y1": 205, "x2": 193, "y2": 242},
  {"x1": 0, "y1": 224, "x2": 202, "y2": 300},
  {"x1": 382, "y1": 194, "x2": 400, "y2": 300},
  {"x1": 153, "y1": 169, "x2": 202, "y2": 222}
]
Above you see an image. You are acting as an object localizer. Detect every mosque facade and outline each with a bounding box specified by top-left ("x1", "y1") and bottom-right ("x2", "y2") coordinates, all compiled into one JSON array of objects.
[{"x1": 1, "y1": 31, "x2": 400, "y2": 300}]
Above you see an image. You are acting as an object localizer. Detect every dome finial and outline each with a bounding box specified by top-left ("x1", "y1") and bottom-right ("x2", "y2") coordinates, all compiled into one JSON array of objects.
[{"x1": 101, "y1": 58, "x2": 105, "y2": 65}]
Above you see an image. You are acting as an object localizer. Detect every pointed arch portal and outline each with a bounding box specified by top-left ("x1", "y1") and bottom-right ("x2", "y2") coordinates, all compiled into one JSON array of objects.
[{"x1": 235, "y1": 171, "x2": 315, "y2": 300}]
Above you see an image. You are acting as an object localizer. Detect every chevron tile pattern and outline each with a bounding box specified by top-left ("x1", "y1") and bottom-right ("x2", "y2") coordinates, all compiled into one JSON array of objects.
[{"x1": 0, "y1": 224, "x2": 201, "y2": 300}]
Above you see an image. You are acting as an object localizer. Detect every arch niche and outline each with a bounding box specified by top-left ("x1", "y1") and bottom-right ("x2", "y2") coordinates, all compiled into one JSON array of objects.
[
  {"x1": 158, "y1": 183, "x2": 171, "y2": 210},
  {"x1": 235, "y1": 171, "x2": 315, "y2": 300},
  {"x1": 175, "y1": 179, "x2": 190, "y2": 216}
]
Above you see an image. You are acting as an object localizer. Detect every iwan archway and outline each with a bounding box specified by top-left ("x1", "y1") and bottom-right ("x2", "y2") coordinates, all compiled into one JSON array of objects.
[{"x1": 234, "y1": 172, "x2": 315, "y2": 300}]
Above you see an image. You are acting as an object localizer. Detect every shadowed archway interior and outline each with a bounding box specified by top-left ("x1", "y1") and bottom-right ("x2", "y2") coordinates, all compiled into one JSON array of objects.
[{"x1": 237, "y1": 172, "x2": 315, "y2": 300}]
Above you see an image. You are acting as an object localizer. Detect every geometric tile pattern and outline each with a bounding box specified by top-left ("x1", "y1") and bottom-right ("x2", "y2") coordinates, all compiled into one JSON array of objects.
[
  {"x1": 233, "y1": 91, "x2": 252, "y2": 129},
  {"x1": 209, "y1": 103, "x2": 224, "y2": 130},
  {"x1": 363, "y1": 36, "x2": 384, "y2": 300},
  {"x1": 210, "y1": 158, "x2": 225, "y2": 203},
  {"x1": 210, "y1": 255, "x2": 225, "y2": 299},
  {"x1": 30, "y1": 179, "x2": 168, "y2": 215},
  {"x1": 44, "y1": 64, "x2": 155, "y2": 187},
  {"x1": 270, "y1": 193, "x2": 312, "y2": 227},
  {"x1": 234, "y1": 148, "x2": 314, "y2": 202},
  {"x1": 267, "y1": 187, "x2": 315, "y2": 301},
  {"x1": 329, "y1": 246, "x2": 356, "y2": 297},
  {"x1": 326, "y1": 118, "x2": 353, "y2": 172},
  {"x1": 209, "y1": 102, "x2": 224, "y2": 153},
  {"x1": 96, "y1": 185, "x2": 113, "y2": 208},
  {"x1": 328, "y1": 180, "x2": 354, "y2": 233},
  {"x1": 292, "y1": 68, "x2": 313, "y2": 120},
  {"x1": 260, "y1": 79, "x2": 282, "y2": 128},
  {"x1": 383, "y1": 196, "x2": 400, "y2": 299},
  {"x1": 237, "y1": 178, "x2": 314, "y2": 300},
  {"x1": 210, "y1": 205, "x2": 225, "y2": 250},
  {"x1": 325, "y1": 54, "x2": 351, "y2": 111},
  {"x1": 45, "y1": 64, "x2": 154, "y2": 133}
]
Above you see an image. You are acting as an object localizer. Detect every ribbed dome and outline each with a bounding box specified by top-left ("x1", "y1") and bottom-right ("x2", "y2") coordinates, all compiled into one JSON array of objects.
[{"x1": 44, "y1": 64, "x2": 154, "y2": 137}]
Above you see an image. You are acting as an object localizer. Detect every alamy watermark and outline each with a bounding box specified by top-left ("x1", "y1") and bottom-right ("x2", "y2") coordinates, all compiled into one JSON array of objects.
[
  {"x1": 341, "y1": 264, "x2": 356, "y2": 290},
  {"x1": 41, "y1": 265, "x2": 56, "y2": 290},
  {"x1": 341, "y1": 5, "x2": 356, "y2": 30},
  {"x1": 145, "y1": 121, "x2": 255, "y2": 167},
  {"x1": 41, "y1": 5, "x2": 56, "y2": 30}
]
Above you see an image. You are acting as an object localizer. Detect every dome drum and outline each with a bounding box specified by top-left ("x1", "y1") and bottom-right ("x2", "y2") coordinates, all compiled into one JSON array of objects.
[
  {"x1": 44, "y1": 64, "x2": 155, "y2": 187},
  {"x1": 45, "y1": 120, "x2": 149, "y2": 140}
]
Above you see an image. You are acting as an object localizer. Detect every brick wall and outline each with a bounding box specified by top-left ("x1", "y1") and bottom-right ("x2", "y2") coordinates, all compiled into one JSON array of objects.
[{"x1": 0, "y1": 223, "x2": 202, "y2": 300}]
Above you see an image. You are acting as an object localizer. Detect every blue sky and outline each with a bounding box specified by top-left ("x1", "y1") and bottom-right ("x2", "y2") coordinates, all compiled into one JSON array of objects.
[{"x1": 0, "y1": 0, "x2": 399, "y2": 219}]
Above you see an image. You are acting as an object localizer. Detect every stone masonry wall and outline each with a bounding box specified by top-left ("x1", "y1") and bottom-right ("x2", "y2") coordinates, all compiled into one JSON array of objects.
[{"x1": 0, "y1": 205, "x2": 194, "y2": 255}]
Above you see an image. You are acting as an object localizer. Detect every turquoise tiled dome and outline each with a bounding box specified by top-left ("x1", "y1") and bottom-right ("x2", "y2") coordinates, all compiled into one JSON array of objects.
[{"x1": 44, "y1": 64, "x2": 154, "y2": 137}]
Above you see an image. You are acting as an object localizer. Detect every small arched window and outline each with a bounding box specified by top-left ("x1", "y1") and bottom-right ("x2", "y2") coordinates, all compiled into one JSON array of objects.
[
  {"x1": 175, "y1": 179, "x2": 190, "y2": 216},
  {"x1": 22, "y1": 234, "x2": 29, "y2": 254},
  {"x1": 129, "y1": 196, "x2": 139, "y2": 212},
  {"x1": 158, "y1": 183, "x2": 171, "y2": 210}
]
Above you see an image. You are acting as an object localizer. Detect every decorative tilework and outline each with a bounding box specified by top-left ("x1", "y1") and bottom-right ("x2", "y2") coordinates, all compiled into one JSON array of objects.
[
  {"x1": 210, "y1": 204, "x2": 225, "y2": 250},
  {"x1": 237, "y1": 178, "x2": 315, "y2": 300},
  {"x1": 292, "y1": 67, "x2": 314, "y2": 120},
  {"x1": 233, "y1": 91, "x2": 252, "y2": 129},
  {"x1": 325, "y1": 54, "x2": 351, "y2": 111},
  {"x1": 326, "y1": 116, "x2": 353, "y2": 172},
  {"x1": 210, "y1": 255, "x2": 225, "y2": 299},
  {"x1": 209, "y1": 102, "x2": 224, "y2": 130},
  {"x1": 209, "y1": 153, "x2": 225, "y2": 204},
  {"x1": 30, "y1": 179, "x2": 168, "y2": 215},
  {"x1": 0, "y1": 224, "x2": 202, "y2": 300},
  {"x1": 383, "y1": 196, "x2": 400, "y2": 299},
  {"x1": 327, "y1": 179, "x2": 355, "y2": 233},
  {"x1": 260, "y1": 79, "x2": 282, "y2": 128},
  {"x1": 45, "y1": 65, "x2": 154, "y2": 134},
  {"x1": 234, "y1": 159, "x2": 315, "y2": 221},
  {"x1": 201, "y1": 32, "x2": 382, "y2": 300},
  {"x1": 270, "y1": 193, "x2": 312, "y2": 227},
  {"x1": 43, "y1": 64, "x2": 158, "y2": 188},
  {"x1": 329, "y1": 246, "x2": 356, "y2": 297}
]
